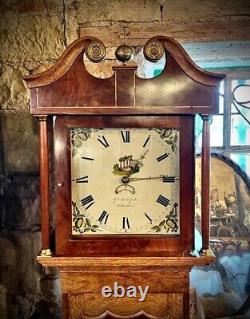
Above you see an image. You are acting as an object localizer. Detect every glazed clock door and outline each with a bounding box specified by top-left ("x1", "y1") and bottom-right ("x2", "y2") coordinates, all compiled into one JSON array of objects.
[
  {"x1": 71, "y1": 127, "x2": 179, "y2": 235},
  {"x1": 54, "y1": 115, "x2": 194, "y2": 256}
]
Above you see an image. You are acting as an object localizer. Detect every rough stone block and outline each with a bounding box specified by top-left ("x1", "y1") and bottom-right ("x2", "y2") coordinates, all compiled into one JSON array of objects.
[
  {"x1": 79, "y1": 21, "x2": 166, "y2": 46},
  {"x1": 0, "y1": 12, "x2": 66, "y2": 63},
  {"x1": 1, "y1": 112, "x2": 39, "y2": 172},
  {"x1": 22, "y1": 60, "x2": 56, "y2": 74},
  {"x1": 76, "y1": 0, "x2": 162, "y2": 24},
  {"x1": 0, "y1": 0, "x2": 64, "y2": 14},
  {"x1": 0, "y1": 231, "x2": 61, "y2": 318},
  {"x1": 162, "y1": 0, "x2": 250, "y2": 22},
  {"x1": 2, "y1": 174, "x2": 40, "y2": 230},
  {"x1": 0, "y1": 284, "x2": 7, "y2": 319},
  {"x1": 0, "y1": 232, "x2": 41, "y2": 294},
  {"x1": 0, "y1": 64, "x2": 29, "y2": 110},
  {"x1": 65, "y1": 7, "x2": 79, "y2": 45}
]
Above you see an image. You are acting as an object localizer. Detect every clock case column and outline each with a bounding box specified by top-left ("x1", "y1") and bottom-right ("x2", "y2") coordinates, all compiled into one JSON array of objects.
[{"x1": 24, "y1": 36, "x2": 225, "y2": 318}]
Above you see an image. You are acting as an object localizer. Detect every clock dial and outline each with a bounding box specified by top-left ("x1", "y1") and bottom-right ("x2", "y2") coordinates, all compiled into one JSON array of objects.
[{"x1": 71, "y1": 128, "x2": 179, "y2": 235}]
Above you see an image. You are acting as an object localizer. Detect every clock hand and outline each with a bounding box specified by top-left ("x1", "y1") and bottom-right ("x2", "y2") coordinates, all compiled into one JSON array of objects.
[
  {"x1": 129, "y1": 176, "x2": 164, "y2": 182},
  {"x1": 139, "y1": 149, "x2": 149, "y2": 160},
  {"x1": 121, "y1": 175, "x2": 178, "y2": 183}
]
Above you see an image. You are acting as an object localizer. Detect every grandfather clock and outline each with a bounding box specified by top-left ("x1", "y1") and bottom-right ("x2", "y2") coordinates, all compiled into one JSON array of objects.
[{"x1": 24, "y1": 36, "x2": 224, "y2": 318}]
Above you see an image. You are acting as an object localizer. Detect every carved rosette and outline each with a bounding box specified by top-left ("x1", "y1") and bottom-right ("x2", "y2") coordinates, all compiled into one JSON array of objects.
[
  {"x1": 143, "y1": 39, "x2": 165, "y2": 62},
  {"x1": 86, "y1": 41, "x2": 106, "y2": 62}
]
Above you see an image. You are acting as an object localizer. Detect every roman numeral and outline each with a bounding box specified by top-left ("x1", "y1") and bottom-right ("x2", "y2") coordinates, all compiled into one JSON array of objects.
[
  {"x1": 98, "y1": 136, "x2": 109, "y2": 148},
  {"x1": 156, "y1": 195, "x2": 170, "y2": 207},
  {"x1": 81, "y1": 195, "x2": 95, "y2": 209},
  {"x1": 145, "y1": 213, "x2": 153, "y2": 224},
  {"x1": 122, "y1": 217, "x2": 130, "y2": 230},
  {"x1": 163, "y1": 176, "x2": 176, "y2": 183},
  {"x1": 81, "y1": 156, "x2": 94, "y2": 161},
  {"x1": 98, "y1": 210, "x2": 109, "y2": 224},
  {"x1": 157, "y1": 152, "x2": 170, "y2": 162},
  {"x1": 143, "y1": 135, "x2": 151, "y2": 148},
  {"x1": 73, "y1": 176, "x2": 88, "y2": 183},
  {"x1": 121, "y1": 131, "x2": 130, "y2": 143}
]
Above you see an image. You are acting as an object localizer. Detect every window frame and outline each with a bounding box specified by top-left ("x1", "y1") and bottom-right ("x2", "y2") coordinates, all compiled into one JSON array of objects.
[{"x1": 210, "y1": 71, "x2": 250, "y2": 159}]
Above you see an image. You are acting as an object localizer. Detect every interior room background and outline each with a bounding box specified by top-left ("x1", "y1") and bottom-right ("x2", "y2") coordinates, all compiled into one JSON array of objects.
[{"x1": 0, "y1": 0, "x2": 250, "y2": 318}]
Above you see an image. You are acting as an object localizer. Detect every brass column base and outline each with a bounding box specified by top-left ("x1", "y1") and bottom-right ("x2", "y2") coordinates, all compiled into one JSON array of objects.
[
  {"x1": 39, "y1": 248, "x2": 52, "y2": 257},
  {"x1": 200, "y1": 248, "x2": 214, "y2": 257}
]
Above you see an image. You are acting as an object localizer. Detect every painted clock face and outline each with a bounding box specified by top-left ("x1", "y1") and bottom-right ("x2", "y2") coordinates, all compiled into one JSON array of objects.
[{"x1": 71, "y1": 128, "x2": 180, "y2": 235}]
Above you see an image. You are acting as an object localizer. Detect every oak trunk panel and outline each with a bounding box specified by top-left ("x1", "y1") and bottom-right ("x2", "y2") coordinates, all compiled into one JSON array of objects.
[
  {"x1": 61, "y1": 271, "x2": 189, "y2": 294},
  {"x1": 38, "y1": 255, "x2": 214, "y2": 318},
  {"x1": 68, "y1": 293, "x2": 184, "y2": 319}
]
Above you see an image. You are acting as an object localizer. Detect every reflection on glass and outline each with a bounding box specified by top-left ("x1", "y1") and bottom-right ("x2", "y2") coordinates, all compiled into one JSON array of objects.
[
  {"x1": 194, "y1": 155, "x2": 250, "y2": 317},
  {"x1": 195, "y1": 115, "x2": 224, "y2": 149},
  {"x1": 195, "y1": 115, "x2": 202, "y2": 149},
  {"x1": 135, "y1": 50, "x2": 166, "y2": 79},
  {"x1": 210, "y1": 115, "x2": 224, "y2": 147},
  {"x1": 231, "y1": 153, "x2": 250, "y2": 178},
  {"x1": 195, "y1": 82, "x2": 224, "y2": 150},
  {"x1": 231, "y1": 114, "x2": 250, "y2": 146}
]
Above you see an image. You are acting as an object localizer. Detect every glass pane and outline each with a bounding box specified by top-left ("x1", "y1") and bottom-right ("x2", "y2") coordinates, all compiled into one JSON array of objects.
[
  {"x1": 232, "y1": 79, "x2": 250, "y2": 96},
  {"x1": 231, "y1": 102, "x2": 239, "y2": 113},
  {"x1": 211, "y1": 115, "x2": 224, "y2": 147},
  {"x1": 231, "y1": 153, "x2": 250, "y2": 177},
  {"x1": 195, "y1": 115, "x2": 224, "y2": 149},
  {"x1": 195, "y1": 115, "x2": 203, "y2": 150},
  {"x1": 231, "y1": 114, "x2": 250, "y2": 146},
  {"x1": 219, "y1": 94, "x2": 224, "y2": 114},
  {"x1": 232, "y1": 79, "x2": 250, "y2": 123},
  {"x1": 194, "y1": 155, "x2": 250, "y2": 318},
  {"x1": 71, "y1": 127, "x2": 180, "y2": 236},
  {"x1": 219, "y1": 81, "x2": 224, "y2": 114}
]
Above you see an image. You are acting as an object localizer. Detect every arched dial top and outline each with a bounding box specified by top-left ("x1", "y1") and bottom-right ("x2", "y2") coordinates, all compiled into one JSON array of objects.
[{"x1": 23, "y1": 36, "x2": 225, "y2": 115}]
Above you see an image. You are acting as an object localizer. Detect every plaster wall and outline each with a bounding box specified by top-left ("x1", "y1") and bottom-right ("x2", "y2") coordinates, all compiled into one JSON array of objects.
[{"x1": 0, "y1": 0, "x2": 250, "y2": 318}]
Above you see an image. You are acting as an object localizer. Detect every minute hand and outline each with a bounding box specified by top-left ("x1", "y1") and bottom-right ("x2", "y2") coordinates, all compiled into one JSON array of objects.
[{"x1": 129, "y1": 176, "x2": 164, "y2": 182}]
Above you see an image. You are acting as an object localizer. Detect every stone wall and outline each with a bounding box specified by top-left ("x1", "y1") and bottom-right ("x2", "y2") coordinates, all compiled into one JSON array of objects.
[{"x1": 0, "y1": 0, "x2": 250, "y2": 318}]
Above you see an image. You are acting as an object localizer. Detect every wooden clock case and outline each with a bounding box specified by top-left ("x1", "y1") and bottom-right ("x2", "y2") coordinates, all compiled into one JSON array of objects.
[
  {"x1": 24, "y1": 36, "x2": 224, "y2": 318},
  {"x1": 54, "y1": 115, "x2": 193, "y2": 257}
]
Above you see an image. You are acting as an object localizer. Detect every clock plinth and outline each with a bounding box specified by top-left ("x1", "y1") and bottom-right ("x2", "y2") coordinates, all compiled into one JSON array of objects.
[
  {"x1": 24, "y1": 35, "x2": 224, "y2": 318},
  {"x1": 38, "y1": 255, "x2": 215, "y2": 319}
]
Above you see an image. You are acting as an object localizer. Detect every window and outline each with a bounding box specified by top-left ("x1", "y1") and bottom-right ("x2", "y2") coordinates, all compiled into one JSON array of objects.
[{"x1": 196, "y1": 73, "x2": 250, "y2": 177}]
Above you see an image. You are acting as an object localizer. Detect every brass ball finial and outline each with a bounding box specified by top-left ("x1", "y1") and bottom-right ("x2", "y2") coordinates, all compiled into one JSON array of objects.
[{"x1": 115, "y1": 44, "x2": 133, "y2": 63}]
